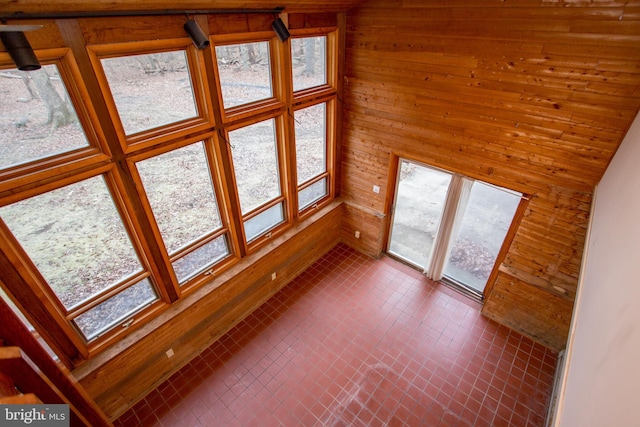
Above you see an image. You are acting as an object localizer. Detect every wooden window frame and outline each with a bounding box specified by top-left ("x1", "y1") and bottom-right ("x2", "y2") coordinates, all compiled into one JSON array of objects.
[
  {"x1": 0, "y1": 19, "x2": 341, "y2": 367},
  {"x1": 126, "y1": 132, "x2": 241, "y2": 294},
  {"x1": 290, "y1": 28, "x2": 339, "y2": 103},
  {"x1": 210, "y1": 32, "x2": 287, "y2": 125},
  {"x1": 0, "y1": 164, "x2": 168, "y2": 359},
  {"x1": 293, "y1": 96, "x2": 337, "y2": 219},
  {"x1": 87, "y1": 39, "x2": 215, "y2": 153},
  {"x1": 223, "y1": 112, "x2": 292, "y2": 254},
  {"x1": 288, "y1": 29, "x2": 338, "y2": 220},
  {"x1": 0, "y1": 48, "x2": 110, "y2": 194}
]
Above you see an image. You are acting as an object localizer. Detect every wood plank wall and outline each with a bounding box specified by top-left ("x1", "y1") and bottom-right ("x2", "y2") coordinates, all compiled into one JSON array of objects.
[
  {"x1": 0, "y1": 0, "x2": 366, "y2": 14},
  {"x1": 341, "y1": 0, "x2": 640, "y2": 351}
]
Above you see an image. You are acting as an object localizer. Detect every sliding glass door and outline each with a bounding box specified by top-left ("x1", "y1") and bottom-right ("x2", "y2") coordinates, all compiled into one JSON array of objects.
[
  {"x1": 442, "y1": 181, "x2": 521, "y2": 292},
  {"x1": 388, "y1": 159, "x2": 522, "y2": 295},
  {"x1": 387, "y1": 161, "x2": 451, "y2": 269}
]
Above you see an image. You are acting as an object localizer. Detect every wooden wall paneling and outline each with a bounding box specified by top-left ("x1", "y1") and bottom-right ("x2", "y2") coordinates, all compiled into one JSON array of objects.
[
  {"x1": 209, "y1": 13, "x2": 275, "y2": 34},
  {"x1": 482, "y1": 272, "x2": 574, "y2": 352},
  {"x1": 78, "y1": 15, "x2": 186, "y2": 44},
  {"x1": 342, "y1": 0, "x2": 640, "y2": 349},
  {"x1": 342, "y1": 75, "x2": 621, "y2": 191},
  {"x1": 289, "y1": 12, "x2": 339, "y2": 29},
  {"x1": 75, "y1": 203, "x2": 343, "y2": 419},
  {"x1": 0, "y1": 21, "x2": 66, "y2": 50},
  {"x1": 0, "y1": 0, "x2": 368, "y2": 15},
  {"x1": 341, "y1": 201, "x2": 385, "y2": 258}
]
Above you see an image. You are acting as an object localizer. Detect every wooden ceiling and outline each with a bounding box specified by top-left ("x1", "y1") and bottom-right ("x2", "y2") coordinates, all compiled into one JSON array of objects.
[{"x1": 0, "y1": 0, "x2": 368, "y2": 15}]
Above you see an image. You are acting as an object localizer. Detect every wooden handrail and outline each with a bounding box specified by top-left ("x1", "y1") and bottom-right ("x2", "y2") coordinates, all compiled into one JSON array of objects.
[{"x1": 0, "y1": 298, "x2": 113, "y2": 427}]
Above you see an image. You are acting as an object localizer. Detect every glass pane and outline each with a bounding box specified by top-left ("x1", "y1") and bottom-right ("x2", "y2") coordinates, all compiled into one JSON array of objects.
[
  {"x1": 74, "y1": 279, "x2": 157, "y2": 340},
  {"x1": 444, "y1": 182, "x2": 521, "y2": 292},
  {"x1": 215, "y1": 42, "x2": 272, "y2": 108},
  {"x1": 0, "y1": 176, "x2": 144, "y2": 309},
  {"x1": 136, "y1": 142, "x2": 222, "y2": 254},
  {"x1": 299, "y1": 179, "x2": 327, "y2": 211},
  {"x1": 0, "y1": 64, "x2": 90, "y2": 170},
  {"x1": 244, "y1": 203, "x2": 284, "y2": 242},
  {"x1": 172, "y1": 235, "x2": 229, "y2": 283},
  {"x1": 388, "y1": 161, "x2": 452, "y2": 269},
  {"x1": 101, "y1": 51, "x2": 197, "y2": 135},
  {"x1": 291, "y1": 36, "x2": 327, "y2": 91},
  {"x1": 228, "y1": 119, "x2": 281, "y2": 214},
  {"x1": 295, "y1": 103, "x2": 326, "y2": 184}
]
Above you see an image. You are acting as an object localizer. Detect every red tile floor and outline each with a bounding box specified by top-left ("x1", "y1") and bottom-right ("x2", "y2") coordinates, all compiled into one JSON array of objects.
[{"x1": 115, "y1": 244, "x2": 557, "y2": 427}]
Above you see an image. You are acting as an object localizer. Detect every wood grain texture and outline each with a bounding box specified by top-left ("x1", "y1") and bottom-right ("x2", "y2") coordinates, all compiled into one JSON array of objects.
[
  {"x1": 0, "y1": 0, "x2": 366, "y2": 15},
  {"x1": 482, "y1": 273, "x2": 574, "y2": 351},
  {"x1": 75, "y1": 202, "x2": 342, "y2": 419},
  {"x1": 0, "y1": 297, "x2": 112, "y2": 426},
  {"x1": 341, "y1": 0, "x2": 640, "y2": 349},
  {"x1": 341, "y1": 201, "x2": 386, "y2": 258}
]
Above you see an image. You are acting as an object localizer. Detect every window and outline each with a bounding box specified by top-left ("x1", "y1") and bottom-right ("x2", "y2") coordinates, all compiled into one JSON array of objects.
[
  {"x1": 215, "y1": 41, "x2": 273, "y2": 109},
  {"x1": 134, "y1": 140, "x2": 231, "y2": 284},
  {"x1": 388, "y1": 159, "x2": 525, "y2": 296},
  {"x1": 295, "y1": 102, "x2": 329, "y2": 211},
  {"x1": 101, "y1": 51, "x2": 198, "y2": 136},
  {"x1": 228, "y1": 118, "x2": 286, "y2": 242},
  {"x1": 88, "y1": 40, "x2": 213, "y2": 150},
  {"x1": 0, "y1": 173, "x2": 158, "y2": 341},
  {"x1": 0, "y1": 49, "x2": 106, "y2": 189},
  {"x1": 0, "y1": 63, "x2": 89, "y2": 170},
  {"x1": 291, "y1": 36, "x2": 327, "y2": 91},
  {"x1": 290, "y1": 35, "x2": 336, "y2": 214},
  {"x1": 0, "y1": 24, "x2": 339, "y2": 365},
  {"x1": 443, "y1": 181, "x2": 521, "y2": 292}
]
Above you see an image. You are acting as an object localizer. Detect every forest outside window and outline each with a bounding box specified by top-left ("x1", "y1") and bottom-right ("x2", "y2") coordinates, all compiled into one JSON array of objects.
[
  {"x1": 101, "y1": 51, "x2": 197, "y2": 135},
  {"x1": 0, "y1": 49, "x2": 106, "y2": 187},
  {"x1": 133, "y1": 139, "x2": 232, "y2": 285},
  {"x1": 89, "y1": 40, "x2": 212, "y2": 150},
  {"x1": 290, "y1": 33, "x2": 336, "y2": 214},
  {"x1": 227, "y1": 117, "x2": 287, "y2": 244},
  {"x1": 0, "y1": 172, "x2": 159, "y2": 342},
  {"x1": 215, "y1": 40, "x2": 273, "y2": 110},
  {"x1": 0, "y1": 63, "x2": 88, "y2": 169},
  {"x1": 291, "y1": 36, "x2": 327, "y2": 92},
  {"x1": 0, "y1": 23, "x2": 339, "y2": 365},
  {"x1": 295, "y1": 102, "x2": 329, "y2": 211}
]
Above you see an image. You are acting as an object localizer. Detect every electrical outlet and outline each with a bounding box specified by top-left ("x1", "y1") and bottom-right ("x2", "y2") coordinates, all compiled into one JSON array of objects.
[
  {"x1": 166, "y1": 348, "x2": 174, "y2": 358},
  {"x1": 355, "y1": 231, "x2": 360, "y2": 239},
  {"x1": 271, "y1": 272, "x2": 276, "y2": 281},
  {"x1": 373, "y1": 185, "x2": 380, "y2": 194}
]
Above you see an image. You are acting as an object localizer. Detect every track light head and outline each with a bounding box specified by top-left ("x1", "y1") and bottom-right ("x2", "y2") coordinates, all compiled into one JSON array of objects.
[
  {"x1": 272, "y1": 17, "x2": 290, "y2": 42},
  {"x1": 184, "y1": 19, "x2": 209, "y2": 50},
  {"x1": 0, "y1": 31, "x2": 41, "y2": 71}
]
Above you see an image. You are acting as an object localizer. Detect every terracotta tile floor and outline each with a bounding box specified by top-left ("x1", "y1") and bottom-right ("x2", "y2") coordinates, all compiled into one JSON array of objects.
[{"x1": 115, "y1": 244, "x2": 557, "y2": 427}]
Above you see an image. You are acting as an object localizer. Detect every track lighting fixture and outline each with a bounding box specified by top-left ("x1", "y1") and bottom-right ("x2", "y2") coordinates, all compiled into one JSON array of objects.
[
  {"x1": 0, "y1": 31, "x2": 41, "y2": 71},
  {"x1": 272, "y1": 17, "x2": 290, "y2": 42},
  {"x1": 184, "y1": 19, "x2": 209, "y2": 50}
]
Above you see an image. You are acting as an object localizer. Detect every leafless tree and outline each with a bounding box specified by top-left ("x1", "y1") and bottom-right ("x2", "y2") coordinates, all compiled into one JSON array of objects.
[
  {"x1": 22, "y1": 68, "x2": 75, "y2": 129},
  {"x1": 303, "y1": 38, "x2": 316, "y2": 76}
]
